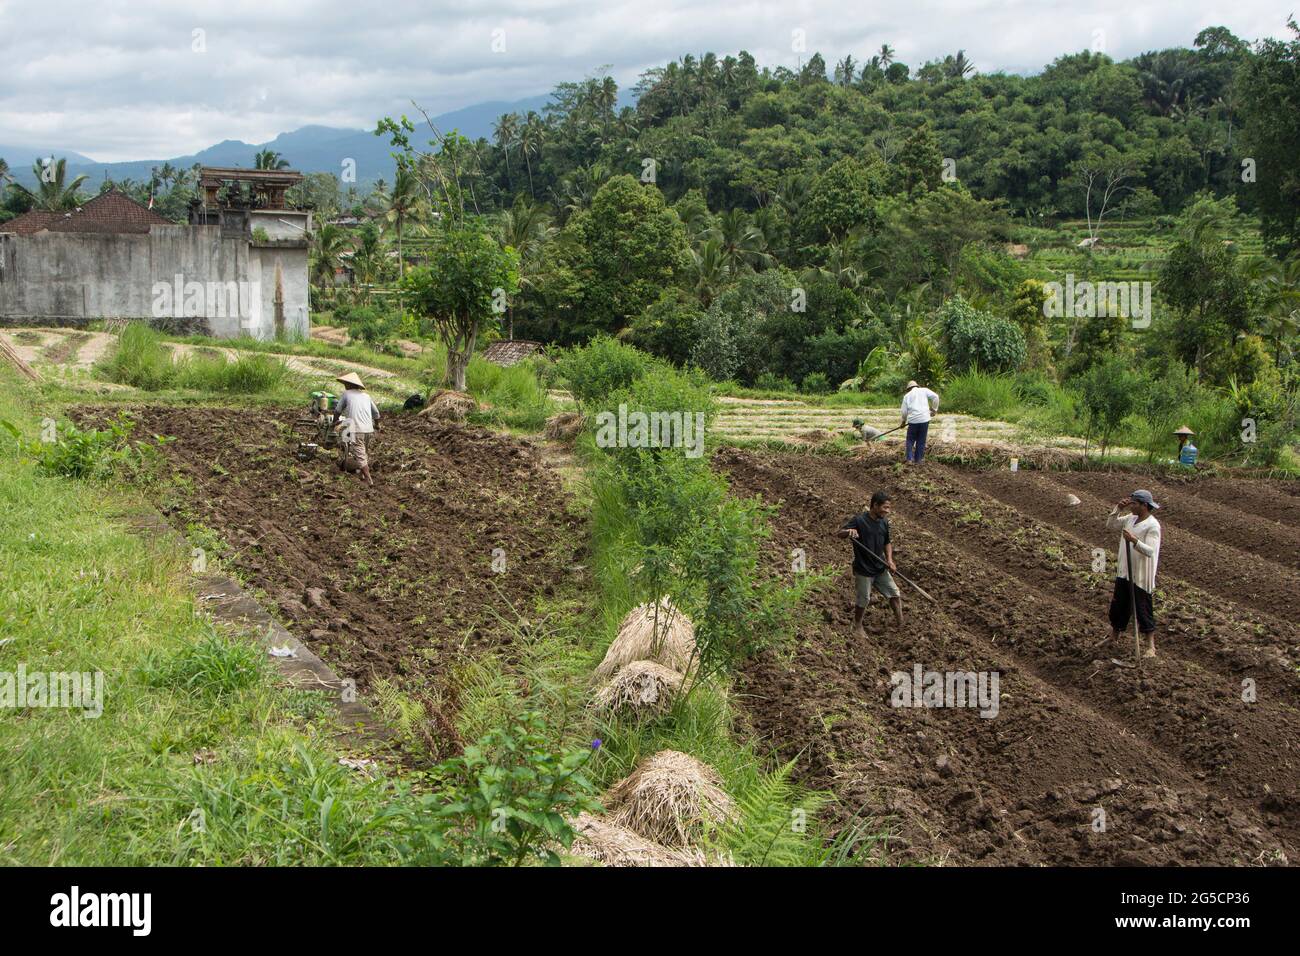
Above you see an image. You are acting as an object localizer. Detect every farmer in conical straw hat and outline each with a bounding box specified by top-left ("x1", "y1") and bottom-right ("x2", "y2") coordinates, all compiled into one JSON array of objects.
[{"x1": 331, "y1": 371, "x2": 381, "y2": 486}]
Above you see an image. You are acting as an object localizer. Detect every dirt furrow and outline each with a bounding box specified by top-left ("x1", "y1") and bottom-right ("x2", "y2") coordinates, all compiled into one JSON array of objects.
[
  {"x1": 957, "y1": 466, "x2": 1300, "y2": 633},
  {"x1": 719, "y1": 448, "x2": 1296, "y2": 865},
  {"x1": 1045, "y1": 470, "x2": 1300, "y2": 573}
]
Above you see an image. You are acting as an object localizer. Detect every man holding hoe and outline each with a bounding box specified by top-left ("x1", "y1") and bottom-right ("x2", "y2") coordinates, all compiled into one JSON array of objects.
[
  {"x1": 900, "y1": 381, "x2": 941, "y2": 464},
  {"x1": 837, "y1": 490, "x2": 904, "y2": 636},
  {"x1": 1105, "y1": 489, "x2": 1163, "y2": 658}
]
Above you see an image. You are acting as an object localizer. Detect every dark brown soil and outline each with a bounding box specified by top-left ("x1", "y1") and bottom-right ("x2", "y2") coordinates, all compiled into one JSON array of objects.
[
  {"x1": 717, "y1": 447, "x2": 1299, "y2": 866},
  {"x1": 78, "y1": 405, "x2": 587, "y2": 700}
]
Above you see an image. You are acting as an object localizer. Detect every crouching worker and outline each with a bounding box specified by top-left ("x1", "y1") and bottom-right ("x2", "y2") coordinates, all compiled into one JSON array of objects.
[
  {"x1": 837, "y1": 490, "x2": 903, "y2": 637},
  {"x1": 331, "y1": 372, "x2": 380, "y2": 487},
  {"x1": 1105, "y1": 489, "x2": 1163, "y2": 657},
  {"x1": 851, "y1": 418, "x2": 885, "y2": 441}
]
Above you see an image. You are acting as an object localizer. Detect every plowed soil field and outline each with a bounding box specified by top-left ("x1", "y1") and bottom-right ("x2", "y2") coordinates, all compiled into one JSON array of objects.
[
  {"x1": 716, "y1": 447, "x2": 1299, "y2": 865},
  {"x1": 77, "y1": 406, "x2": 586, "y2": 701}
]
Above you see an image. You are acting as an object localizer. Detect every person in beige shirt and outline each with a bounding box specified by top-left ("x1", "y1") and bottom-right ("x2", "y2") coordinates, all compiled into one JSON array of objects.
[{"x1": 1105, "y1": 489, "x2": 1163, "y2": 657}]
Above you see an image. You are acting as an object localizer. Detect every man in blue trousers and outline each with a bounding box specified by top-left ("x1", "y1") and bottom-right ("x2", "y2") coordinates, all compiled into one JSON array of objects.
[{"x1": 899, "y1": 380, "x2": 941, "y2": 464}]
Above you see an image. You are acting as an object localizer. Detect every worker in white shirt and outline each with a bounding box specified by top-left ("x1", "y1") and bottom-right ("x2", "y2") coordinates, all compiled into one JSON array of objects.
[
  {"x1": 1105, "y1": 489, "x2": 1163, "y2": 657},
  {"x1": 899, "y1": 381, "x2": 941, "y2": 464},
  {"x1": 331, "y1": 372, "x2": 381, "y2": 487}
]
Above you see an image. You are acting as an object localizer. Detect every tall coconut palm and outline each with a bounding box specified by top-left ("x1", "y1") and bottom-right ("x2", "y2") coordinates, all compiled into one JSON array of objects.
[
  {"x1": 8, "y1": 157, "x2": 87, "y2": 211},
  {"x1": 384, "y1": 168, "x2": 420, "y2": 277},
  {"x1": 878, "y1": 44, "x2": 895, "y2": 68},
  {"x1": 254, "y1": 149, "x2": 290, "y2": 170},
  {"x1": 835, "y1": 55, "x2": 858, "y2": 87},
  {"x1": 518, "y1": 112, "x2": 546, "y2": 198},
  {"x1": 493, "y1": 112, "x2": 520, "y2": 192},
  {"x1": 0, "y1": 157, "x2": 10, "y2": 186}
]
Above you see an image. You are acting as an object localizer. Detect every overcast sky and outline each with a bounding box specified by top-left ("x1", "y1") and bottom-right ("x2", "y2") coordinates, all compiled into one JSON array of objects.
[{"x1": 0, "y1": 0, "x2": 1292, "y2": 162}]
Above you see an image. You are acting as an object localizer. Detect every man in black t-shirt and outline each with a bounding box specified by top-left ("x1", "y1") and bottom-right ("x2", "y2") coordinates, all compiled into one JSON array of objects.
[{"x1": 837, "y1": 490, "x2": 903, "y2": 637}]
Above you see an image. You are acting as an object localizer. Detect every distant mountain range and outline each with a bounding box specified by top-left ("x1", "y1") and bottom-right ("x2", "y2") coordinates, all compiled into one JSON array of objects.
[{"x1": 1, "y1": 92, "x2": 560, "y2": 189}]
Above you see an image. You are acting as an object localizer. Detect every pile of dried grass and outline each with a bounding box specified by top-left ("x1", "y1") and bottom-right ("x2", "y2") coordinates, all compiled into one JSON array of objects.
[
  {"x1": 568, "y1": 813, "x2": 713, "y2": 867},
  {"x1": 594, "y1": 599, "x2": 697, "y2": 679},
  {"x1": 593, "y1": 660, "x2": 685, "y2": 716},
  {"x1": 605, "y1": 750, "x2": 736, "y2": 848},
  {"x1": 420, "y1": 389, "x2": 477, "y2": 422},
  {"x1": 794, "y1": 428, "x2": 832, "y2": 444},
  {"x1": 544, "y1": 411, "x2": 585, "y2": 442}
]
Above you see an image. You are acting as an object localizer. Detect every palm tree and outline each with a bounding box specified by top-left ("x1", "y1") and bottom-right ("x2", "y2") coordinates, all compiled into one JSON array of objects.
[
  {"x1": 495, "y1": 197, "x2": 555, "y2": 338},
  {"x1": 493, "y1": 112, "x2": 520, "y2": 192},
  {"x1": 348, "y1": 224, "x2": 384, "y2": 305},
  {"x1": 254, "y1": 149, "x2": 290, "y2": 170},
  {"x1": 713, "y1": 208, "x2": 772, "y2": 273},
  {"x1": 311, "y1": 223, "x2": 351, "y2": 289},
  {"x1": 878, "y1": 44, "x2": 895, "y2": 68},
  {"x1": 835, "y1": 55, "x2": 857, "y2": 87},
  {"x1": 689, "y1": 238, "x2": 729, "y2": 306},
  {"x1": 518, "y1": 112, "x2": 546, "y2": 198},
  {"x1": 553, "y1": 162, "x2": 608, "y2": 222},
  {"x1": 944, "y1": 50, "x2": 975, "y2": 79},
  {"x1": 384, "y1": 168, "x2": 420, "y2": 277},
  {"x1": 8, "y1": 158, "x2": 87, "y2": 211},
  {"x1": 1245, "y1": 254, "x2": 1300, "y2": 365},
  {"x1": 594, "y1": 76, "x2": 618, "y2": 129},
  {"x1": 0, "y1": 157, "x2": 10, "y2": 186}
]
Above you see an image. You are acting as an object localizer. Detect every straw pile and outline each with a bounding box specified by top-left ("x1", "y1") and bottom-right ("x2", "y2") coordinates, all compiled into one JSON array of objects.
[
  {"x1": 594, "y1": 598, "x2": 697, "y2": 679},
  {"x1": 568, "y1": 813, "x2": 713, "y2": 867},
  {"x1": 593, "y1": 660, "x2": 685, "y2": 716},
  {"x1": 544, "y1": 411, "x2": 585, "y2": 442},
  {"x1": 420, "y1": 389, "x2": 477, "y2": 422},
  {"x1": 794, "y1": 428, "x2": 832, "y2": 444},
  {"x1": 605, "y1": 750, "x2": 736, "y2": 848}
]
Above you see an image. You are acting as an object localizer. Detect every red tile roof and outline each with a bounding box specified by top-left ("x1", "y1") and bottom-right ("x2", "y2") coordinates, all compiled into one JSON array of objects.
[{"x1": 1, "y1": 189, "x2": 172, "y2": 236}]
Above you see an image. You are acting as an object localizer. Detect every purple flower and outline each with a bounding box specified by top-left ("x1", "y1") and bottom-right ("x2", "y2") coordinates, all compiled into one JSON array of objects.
[{"x1": 591, "y1": 739, "x2": 602, "y2": 750}]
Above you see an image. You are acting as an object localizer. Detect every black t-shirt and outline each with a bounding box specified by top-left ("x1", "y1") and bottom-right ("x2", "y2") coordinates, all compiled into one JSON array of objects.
[{"x1": 842, "y1": 512, "x2": 891, "y2": 576}]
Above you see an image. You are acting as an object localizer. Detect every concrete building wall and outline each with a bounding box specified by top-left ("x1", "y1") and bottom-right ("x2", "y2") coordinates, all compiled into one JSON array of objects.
[{"x1": 0, "y1": 224, "x2": 310, "y2": 340}]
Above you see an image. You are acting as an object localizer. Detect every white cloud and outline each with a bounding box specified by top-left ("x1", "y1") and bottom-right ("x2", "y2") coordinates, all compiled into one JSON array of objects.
[{"x1": 0, "y1": 0, "x2": 1291, "y2": 160}]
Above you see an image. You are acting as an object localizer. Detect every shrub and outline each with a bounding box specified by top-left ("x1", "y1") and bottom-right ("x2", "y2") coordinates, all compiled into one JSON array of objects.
[
  {"x1": 938, "y1": 297, "x2": 1027, "y2": 373},
  {"x1": 801, "y1": 372, "x2": 833, "y2": 394},
  {"x1": 338, "y1": 305, "x2": 401, "y2": 347},
  {"x1": 1078, "y1": 355, "x2": 1141, "y2": 457},
  {"x1": 944, "y1": 370, "x2": 1022, "y2": 419},
  {"x1": 625, "y1": 290, "x2": 704, "y2": 366},
  {"x1": 901, "y1": 333, "x2": 949, "y2": 388},
  {"x1": 554, "y1": 336, "x2": 660, "y2": 408},
  {"x1": 9, "y1": 414, "x2": 157, "y2": 481},
  {"x1": 753, "y1": 372, "x2": 796, "y2": 393},
  {"x1": 389, "y1": 710, "x2": 602, "y2": 867}
]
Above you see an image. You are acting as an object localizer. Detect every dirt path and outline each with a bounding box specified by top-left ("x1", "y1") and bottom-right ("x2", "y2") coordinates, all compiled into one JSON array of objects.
[
  {"x1": 717, "y1": 448, "x2": 1298, "y2": 865},
  {"x1": 4, "y1": 326, "x2": 423, "y2": 395}
]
